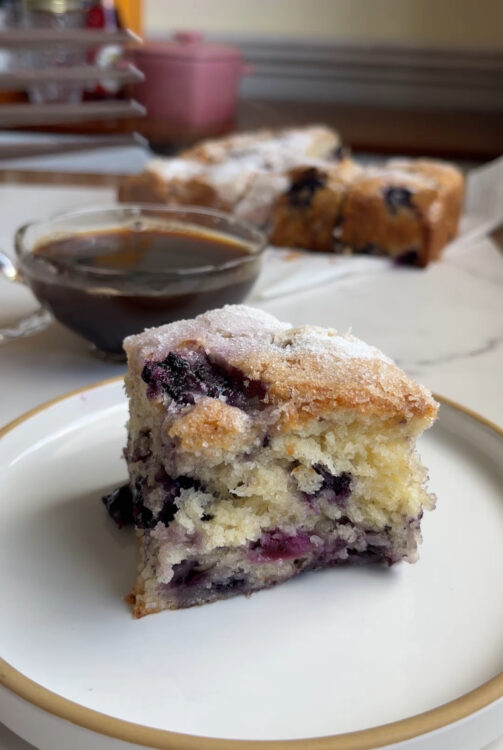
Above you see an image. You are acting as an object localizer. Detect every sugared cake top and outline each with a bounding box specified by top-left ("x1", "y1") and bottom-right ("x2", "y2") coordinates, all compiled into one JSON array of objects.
[{"x1": 124, "y1": 305, "x2": 438, "y2": 422}]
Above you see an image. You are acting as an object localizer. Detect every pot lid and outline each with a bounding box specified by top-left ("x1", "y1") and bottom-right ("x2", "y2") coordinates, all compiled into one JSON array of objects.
[{"x1": 137, "y1": 32, "x2": 242, "y2": 62}]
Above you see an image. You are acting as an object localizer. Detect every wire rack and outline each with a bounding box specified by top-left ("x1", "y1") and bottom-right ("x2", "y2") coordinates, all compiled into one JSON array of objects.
[{"x1": 0, "y1": 26, "x2": 145, "y2": 156}]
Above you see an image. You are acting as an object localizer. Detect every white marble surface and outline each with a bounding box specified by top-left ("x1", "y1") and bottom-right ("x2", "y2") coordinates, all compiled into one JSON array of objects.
[{"x1": 0, "y1": 182, "x2": 502, "y2": 750}]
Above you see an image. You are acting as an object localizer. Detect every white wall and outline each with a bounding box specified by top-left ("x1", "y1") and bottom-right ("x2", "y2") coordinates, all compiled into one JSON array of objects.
[{"x1": 146, "y1": 0, "x2": 503, "y2": 48}]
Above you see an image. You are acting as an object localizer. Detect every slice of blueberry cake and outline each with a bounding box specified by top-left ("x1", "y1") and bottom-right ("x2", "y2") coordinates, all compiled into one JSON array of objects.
[
  {"x1": 270, "y1": 159, "x2": 464, "y2": 266},
  {"x1": 334, "y1": 160, "x2": 464, "y2": 266},
  {"x1": 107, "y1": 306, "x2": 438, "y2": 616}
]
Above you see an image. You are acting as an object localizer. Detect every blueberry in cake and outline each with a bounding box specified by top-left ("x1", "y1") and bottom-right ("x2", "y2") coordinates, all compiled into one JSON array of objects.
[{"x1": 104, "y1": 305, "x2": 438, "y2": 616}]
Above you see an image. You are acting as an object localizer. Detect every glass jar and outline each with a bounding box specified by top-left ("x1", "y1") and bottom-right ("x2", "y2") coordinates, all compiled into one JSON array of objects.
[{"x1": 23, "y1": 0, "x2": 87, "y2": 104}]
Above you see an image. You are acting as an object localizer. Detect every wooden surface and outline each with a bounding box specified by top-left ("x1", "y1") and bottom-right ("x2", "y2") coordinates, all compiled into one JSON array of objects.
[
  {"x1": 236, "y1": 100, "x2": 503, "y2": 159},
  {"x1": 104, "y1": 100, "x2": 503, "y2": 158},
  {"x1": 3, "y1": 99, "x2": 502, "y2": 158},
  {"x1": 0, "y1": 28, "x2": 140, "y2": 46},
  {"x1": 0, "y1": 101, "x2": 145, "y2": 128},
  {"x1": 0, "y1": 169, "x2": 121, "y2": 187},
  {"x1": 87, "y1": 99, "x2": 501, "y2": 159}
]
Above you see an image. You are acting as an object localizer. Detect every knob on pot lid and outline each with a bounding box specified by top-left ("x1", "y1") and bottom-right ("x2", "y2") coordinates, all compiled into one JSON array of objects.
[{"x1": 136, "y1": 31, "x2": 242, "y2": 62}]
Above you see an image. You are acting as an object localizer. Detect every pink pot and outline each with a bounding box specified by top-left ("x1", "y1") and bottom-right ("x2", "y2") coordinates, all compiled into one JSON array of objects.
[{"x1": 132, "y1": 32, "x2": 252, "y2": 143}]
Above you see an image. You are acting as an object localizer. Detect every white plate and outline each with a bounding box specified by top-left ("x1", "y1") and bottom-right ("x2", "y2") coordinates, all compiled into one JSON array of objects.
[{"x1": 0, "y1": 379, "x2": 502, "y2": 750}]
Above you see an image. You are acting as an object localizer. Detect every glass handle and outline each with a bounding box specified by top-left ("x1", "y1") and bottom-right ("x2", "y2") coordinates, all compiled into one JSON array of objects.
[{"x1": 0, "y1": 251, "x2": 52, "y2": 343}]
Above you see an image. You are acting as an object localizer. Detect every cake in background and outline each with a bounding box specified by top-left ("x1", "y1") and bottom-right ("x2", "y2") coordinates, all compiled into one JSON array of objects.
[
  {"x1": 270, "y1": 159, "x2": 463, "y2": 266},
  {"x1": 119, "y1": 125, "x2": 464, "y2": 267},
  {"x1": 119, "y1": 125, "x2": 342, "y2": 225}
]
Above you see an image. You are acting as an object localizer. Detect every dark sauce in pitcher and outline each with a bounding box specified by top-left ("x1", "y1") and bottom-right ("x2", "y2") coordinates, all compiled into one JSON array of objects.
[{"x1": 26, "y1": 228, "x2": 260, "y2": 355}]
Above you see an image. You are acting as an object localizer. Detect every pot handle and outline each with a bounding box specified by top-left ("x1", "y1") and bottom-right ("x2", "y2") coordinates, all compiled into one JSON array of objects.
[{"x1": 0, "y1": 251, "x2": 52, "y2": 343}]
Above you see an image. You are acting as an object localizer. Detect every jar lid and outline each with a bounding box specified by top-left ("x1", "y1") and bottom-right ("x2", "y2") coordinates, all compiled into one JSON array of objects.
[
  {"x1": 136, "y1": 32, "x2": 241, "y2": 62},
  {"x1": 26, "y1": 0, "x2": 83, "y2": 12}
]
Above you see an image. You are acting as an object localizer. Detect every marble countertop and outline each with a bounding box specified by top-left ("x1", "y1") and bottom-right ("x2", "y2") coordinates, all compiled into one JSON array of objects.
[{"x1": 0, "y1": 179, "x2": 502, "y2": 750}]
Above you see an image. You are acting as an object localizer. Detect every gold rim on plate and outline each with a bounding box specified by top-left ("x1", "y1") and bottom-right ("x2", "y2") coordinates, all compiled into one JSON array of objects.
[{"x1": 1, "y1": 377, "x2": 502, "y2": 750}]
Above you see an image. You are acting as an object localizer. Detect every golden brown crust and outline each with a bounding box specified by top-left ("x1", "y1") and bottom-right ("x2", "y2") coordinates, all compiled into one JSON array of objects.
[
  {"x1": 271, "y1": 159, "x2": 464, "y2": 266},
  {"x1": 339, "y1": 174, "x2": 438, "y2": 266},
  {"x1": 124, "y1": 307, "x2": 438, "y2": 425},
  {"x1": 126, "y1": 589, "x2": 164, "y2": 619},
  {"x1": 390, "y1": 159, "x2": 464, "y2": 199},
  {"x1": 232, "y1": 348, "x2": 437, "y2": 425},
  {"x1": 160, "y1": 354, "x2": 436, "y2": 453},
  {"x1": 117, "y1": 170, "x2": 229, "y2": 212},
  {"x1": 167, "y1": 398, "x2": 251, "y2": 458},
  {"x1": 175, "y1": 176, "x2": 230, "y2": 211},
  {"x1": 393, "y1": 160, "x2": 464, "y2": 261},
  {"x1": 118, "y1": 171, "x2": 171, "y2": 205}
]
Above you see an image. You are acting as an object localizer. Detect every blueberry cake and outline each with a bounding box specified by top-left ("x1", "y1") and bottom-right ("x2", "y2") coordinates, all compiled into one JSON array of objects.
[
  {"x1": 119, "y1": 124, "x2": 463, "y2": 266},
  {"x1": 270, "y1": 159, "x2": 464, "y2": 266},
  {"x1": 104, "y1": 305, "x2": 438, "y2": 616},
  {"x1": 118, "y1": 125, "x2": 341, "y2": 225}
]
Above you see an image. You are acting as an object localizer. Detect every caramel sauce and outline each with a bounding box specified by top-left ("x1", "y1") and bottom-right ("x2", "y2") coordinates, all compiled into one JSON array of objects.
[{"x1": 26, "y1": 227, "x2": 259, "y2": 355}]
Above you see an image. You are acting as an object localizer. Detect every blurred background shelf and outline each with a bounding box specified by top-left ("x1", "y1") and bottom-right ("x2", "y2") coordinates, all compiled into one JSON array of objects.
[
  {"x1": 0, "y1": 27, "x2": 140, "y2": 45},
  {"x1": 0, "y1": 130, "x2": 146, "y2": 159},
  {"x1": 0, "y1": 0, "x2": 501, "y2": 157},
  {"x1": 0, "y1": 99, "x2": 145, "y2": 127},
  {"x1": 0, "y1": 63, "x2": 143, "y2": 88}
]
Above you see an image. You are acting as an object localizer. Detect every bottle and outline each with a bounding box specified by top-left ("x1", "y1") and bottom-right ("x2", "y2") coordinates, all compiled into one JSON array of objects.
[
  {"x1": 84, "y1": 0, "x2": 125, "y2": 100},
  {"x1": 23, "y1": 0, "x2": 87, "y2": 103}
]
